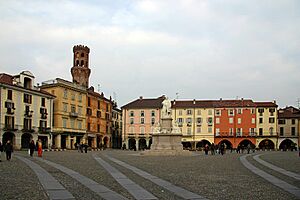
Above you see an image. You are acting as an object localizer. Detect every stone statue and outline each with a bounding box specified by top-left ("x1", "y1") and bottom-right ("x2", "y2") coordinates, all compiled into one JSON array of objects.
[
  {"x1": 171, "y1": 121, "x2": 181, "y2": 134},
  {"x1": 153, "y1": 122, "x2": 161, "y2": 134},
  {"x1": 162, "y1": 97, "x2": 171, "y2": 118}
]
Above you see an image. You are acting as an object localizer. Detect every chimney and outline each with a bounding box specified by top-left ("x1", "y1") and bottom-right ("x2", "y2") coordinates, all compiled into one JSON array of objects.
[
  {"x1": 220, "y1": 98, "x2": 222, "y2": 101},
  {"x1": 173, "y1": 99, "x2": 176, "y2": 105},
  {"x1": 193, "y1": 99, "x2": 196, "y2": 104},
  {"x1": 139, "y1": 96, "x2": 143, "y2": 100},
  {"x1": 273, "y1": 100, "x2": 276, "y2": 104}
]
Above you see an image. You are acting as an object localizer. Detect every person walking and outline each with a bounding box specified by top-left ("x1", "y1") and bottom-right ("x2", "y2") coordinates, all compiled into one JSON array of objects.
[
  {"x1": 204, "y1": 144, "x2": 209, "y2": 155},
  {"x1": 210, "y1": 143, "x2": 215, "y2": 155},
  {"x1": 247, "y1": 144, "x2": 251, "y2": 154},
  {"x1": 37, "y1": 139, "x2": 43, "y2": 157},
  {"x1": 0, "y1": 141, "x2": 3, "y2": 162},
  {"x1": 5, "y1": 140, "x2": 13, "y2": 161},
  {"x1": 29, "y1": 140, "x2": 35, "y2": 157}
]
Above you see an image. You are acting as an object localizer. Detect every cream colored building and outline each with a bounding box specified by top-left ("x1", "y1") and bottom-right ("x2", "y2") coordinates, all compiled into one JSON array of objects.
[
  {"x1": 0, "y1": 71, "x2": 54, "y2": 149},
  {"x1": 255, "y1": 101, "x2": 278, "y2": 149},
  {"x1": 40, "y1": 78, "x2": 86, "y2": 149},
  {"x1": 172, "y1": 100, "x2": 214, "y2": 150},
  {"x1": 277, "y1": 106, "x2": 300, "y2": 150}
]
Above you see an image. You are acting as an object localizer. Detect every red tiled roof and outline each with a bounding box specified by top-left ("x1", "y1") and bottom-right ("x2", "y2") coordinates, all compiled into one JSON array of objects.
[
  {"x1": 254, "y1": 102, "x2": 278, "y2": 107},
  {"x1": 278, "y1": 106, "x2": 300, "y2": 119},
  {"x1": 0, "y1": 73, "x2": 13, "y2": 85},
  {"x1": 122, "y1": 96, "x2": 165, "y2": 109},
  {"x1": 172, "y1": 99, "x2": 256, "y2": 108}
]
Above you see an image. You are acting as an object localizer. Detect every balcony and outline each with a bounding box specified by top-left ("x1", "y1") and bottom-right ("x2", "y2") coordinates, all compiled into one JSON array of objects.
[
  {"x1": 22, "y1": 127, "x2": 35, "y2": 133},
  {"x1": 39, "y1": 127, "x2": 51, "y2": 133},
  {"x1": 24, "y1": 111, "x2": 33, "y2": 117},
  {"x1": 4, "y1": 124, "x2": 16, "y2": 131},
  {"x1": 207, "y1": 122, "x2": 213, "y2": 126},
  {"x1": 196, "y1": 122, "x2": 202, "y2": 126},
  {"x1": 69, "y1": 112, "x2": 78, "y2": 118},
  {"x1": 187, "y1": 123, "x2": 192, "y2": 127}
]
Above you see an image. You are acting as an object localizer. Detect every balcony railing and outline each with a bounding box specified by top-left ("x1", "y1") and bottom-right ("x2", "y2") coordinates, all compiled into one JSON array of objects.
[
  {"x1": 4, "y1": 124, "x2": 15, "y2": 131},
  {"x1": 69, "y1": 112, "x2": 78, "y2": 117}
]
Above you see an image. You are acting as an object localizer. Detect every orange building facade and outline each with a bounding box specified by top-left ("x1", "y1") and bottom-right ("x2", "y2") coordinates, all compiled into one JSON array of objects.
[
  {"x1": 86, "y1": 87, "x2": 112, "y2": 148},
  {"x1": 214, "y1": 100, "x2": 257, "y2": 149}
]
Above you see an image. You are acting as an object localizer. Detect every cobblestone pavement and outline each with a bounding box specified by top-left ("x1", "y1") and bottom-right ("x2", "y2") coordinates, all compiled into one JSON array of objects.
[{"x1": 0, "y1": 150, "x2": 299, "y2": 200}]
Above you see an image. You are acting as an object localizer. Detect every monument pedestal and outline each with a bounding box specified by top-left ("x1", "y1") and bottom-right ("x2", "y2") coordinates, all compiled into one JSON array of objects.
[{"x1": 141, "y1": 117, "x2": 192, "y2": 156}]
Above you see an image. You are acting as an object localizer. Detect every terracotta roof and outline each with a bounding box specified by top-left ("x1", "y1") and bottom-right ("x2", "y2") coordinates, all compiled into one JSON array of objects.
[
  {"x1": 278, "y1": 106, "x2": 300, "y2": 119},
  {"x1": 172, "y1": 99, "x2": 256, "y2": 108},
  {"x1": 0, "y1": 73, "x2": 13, "y2": 85},
  {"x1": 87, "y1": 87, "x2": 112, "y2": 102},
  {"x1": 122, "y1": 96, "x2": 165, "y2": 109},
  {"x1": 254, "y1": 102, "x2": 278, "y2": 107}
]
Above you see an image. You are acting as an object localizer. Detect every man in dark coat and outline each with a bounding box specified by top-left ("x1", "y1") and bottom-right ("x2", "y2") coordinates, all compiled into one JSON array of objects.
[
  {"x1": 0, "y1": 141, "x2": 3, "y2": 162},
  {"x1": 29, "y1": 140, "x2": 35, "y2": 157},
  {"x1": 5, "y1": 140, "x2": 13, "y2": 161}
]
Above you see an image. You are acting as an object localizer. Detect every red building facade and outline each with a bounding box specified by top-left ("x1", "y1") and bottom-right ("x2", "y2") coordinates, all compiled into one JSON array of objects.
[{"x1": 214, "y1": 99, "x2": 257, "y2": 149}]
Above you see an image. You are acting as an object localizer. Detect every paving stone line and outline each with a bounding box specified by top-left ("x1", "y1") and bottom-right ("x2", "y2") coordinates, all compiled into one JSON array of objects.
[
  {"x1": 93, "y1": 155, "x2": 158, "y2": 200},
  {"x1": 105, "y1": 155, "x2": 207, "y2": 200},
  {"x1": 240, "y1": 154, "x2": 300, "y2": 199},
  {"x1": 16, "y1": 155, "x2": 75, "y2": 200},
  {"x1": 253, "y1": 154, "x2": 300, "y2": 181},
  {"x1": 36, "y1": 157, "x2": 128, "y2": 200}
]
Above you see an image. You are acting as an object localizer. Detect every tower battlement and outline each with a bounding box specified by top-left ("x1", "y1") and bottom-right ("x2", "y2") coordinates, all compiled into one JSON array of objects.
[{"x1": 73, "y1": 45, "x2": 90, "y2": 53}]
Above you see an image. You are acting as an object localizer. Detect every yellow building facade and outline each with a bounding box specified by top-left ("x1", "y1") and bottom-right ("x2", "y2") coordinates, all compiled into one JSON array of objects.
[
  {"x1": 40, "y1": 78, "x2": 86, "y2": 149},
  {"x1": 255, "y1": 102, "x2": 278, "y2": 149},
  {"x1": 172, "y1": 100, "x2": 215, "y2": 150}
]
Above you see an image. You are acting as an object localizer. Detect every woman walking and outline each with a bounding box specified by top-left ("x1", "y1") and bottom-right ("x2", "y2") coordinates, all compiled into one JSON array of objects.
[{"x1": 5, "y1": 140, "x2": 13, "y2": 161}]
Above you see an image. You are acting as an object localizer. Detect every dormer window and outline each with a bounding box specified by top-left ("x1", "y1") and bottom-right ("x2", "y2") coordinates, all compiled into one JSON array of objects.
[{"x1": 24, "y1": 77, "x2": 32, "y2": 89}]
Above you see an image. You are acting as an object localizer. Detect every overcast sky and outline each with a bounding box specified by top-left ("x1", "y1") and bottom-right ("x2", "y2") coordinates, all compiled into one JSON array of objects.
[{"x1": 0, "y1": 0, "x2": 299, "y2": 108}]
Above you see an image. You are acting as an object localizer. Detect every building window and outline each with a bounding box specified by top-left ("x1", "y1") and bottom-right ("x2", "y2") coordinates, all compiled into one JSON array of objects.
[
  {"x1": 207, "y1": 117, "x2": 213, "y2": 125},
  {"x1": 278, "y1": 119, "x2": 285, "y2": 124},
  {"x1": 97, "y1": 111, "x2": 101, "y2": 118},
  {"x1": 259, "y1": 128, "x2": 263, "y2": 136},
  {"x1": 186, "y1": 118, "x2": 192, "y2": 124},
  {"x1": 208, "y1": 109, "x2": 212, "y2": 115},
  {"x1": 78, "y1": 121, "x2": 82, "y2": 129},
  {"x1": 88, "y1": 97, "x2": 91, "y2": 107},
  {"x1": 141, "y1": 110, "x2": 145, "y2": 117},
  {"x1": 41, "y1": 98, "x2": 45, "y2": 107},
  {"x1": 269, "y1": 118, "x2": 275, "y2": 123},
  {"x1": 197, "y1": 110, "x2": 201, "y2": 115},
  {"x1": 229, "y1": 128, "x2": 234, "y2": 136},
  {"x1": 23, "y1": 94, "x2": 32, "y2": 104},
  {"x1": 269, "y1": 127, "x2": 273, "y2": 135},
  {"x1": 251, "y1": 108, "x2": 255, "y2": 114},
  {"x1": 291, "y1": 127, "x2": 296, "y2": 136},
  {"x1": 5, "y1": 116, "x2": 14, "y2": 129},
  {"x1": 130, "y1": 118, "x2": 134, "y2": 124},
  {"x1": 71, "y1": 105, "x2": 76, "y2": 113},
  {"x1": 140, "y1": 127, "x2": 145, "y2": 134},
  {"x1": 178, "y1": 110, "x2": 182, "y2": 116},
  {"x1": 78, "y1": 106, "x2": 82, "y2": 115},
  {"x1": 258, "y1": 108, "x2": 264, "y2": 114},
  {"x1": 197, "y1": 117, "x2": 202, "y2": 124},
  {"x1": 63, "y1": 103, "x2": 68, "y2": 112},
  {"x1": 280, "y1": 127, "x2": 284, "y2": 136},
  {"x1": 97, "y1": 124, "x2": 100, "y2": 132},
  {"x1": 237, "y1": 109, "x2": 242, "y2": 114},
  {"x1": 87, "y1": 108, "x2": 92, "y2": 116},
  {"x1": 208, "y1": 127, "x2": 212, "y2": 133},
  {"x1": 215, "y1": 110, "x2": 221, "y2": 116},
  {"x1": 71, "y1": 93, "x2": 75, "y2": 101},
  {"x1": 63, "y1": 89, "x2": 68, "y2": 99},
  {"x1": 62, "y1": 118, "x2": 67, "y2": 128},
  {"x1": 259, "y1": 118, "x2": 263, "y2": 124},
  {"x1": 228, "y1": 109, "x2": 234, "y2": 116},
  {"x1": 151, "y1": 110, "x2": 155, "y2": 117},
  {"x1": 216, "y1": 128, "x2": 220, "y2": 136},
  {"x1": 78, "y1": 94, "x2": 82, "y2": 102},
  {"x1": 249, "y1": 128, "x2": 255, "y2": 135},
  {"x1": 141, "y1": 118, "x2": 145, "y2": 124},
  {"x1": 236, "y1": 128, "x2": 242, "y2": 136},
  {"x1": 39, "y1": 120, "x2": 47, "y2": 128},
  {"x1": 238, "y1": 118, "x2": 241, "y2": 124},
  {"x1": 130, "y1": 111, "x2": 134, "y2": 117},
  {"x1": 151, "y1": 118, "x2": 155, "y2": 125},
  {"x1": 70, "y1": 119, "x2": 75, "y2": 128},
  {"x1": 7, "y1": 90, "x2": 12, "y2": 100},
  {"x1": 269, "y1": 108, "x2": 275, "y2": 116},
  {"x1": 187, "y1": 109, "x2": 192, "y2": 115},
  {"x1": 197, "y1": 127, "x2": 201, "y2": 133},
  {"x1": 216, "y1": 118, "x2": 220, "y2": 124},
  {"x1": 88, "y1": 123, "x2": 91, "y2": 131},
  {"x1": 229, "y1": 118, "x2": 233, "y2": 124},
  {"x1": 292, "y1": 119, "x2": 295, "y2": 125},
  {"x1": 187, "y1": 128, "x2": 191, "y2": 135},
  {"x1": 252, "y1": 118, "x2": 255, "y2": 124},
  {"x1": 24, "y1": 118, "x2": 32, "y2": 130},
  {"x1": 178, "y1": 118, "x2": 183, "y2": 124}
]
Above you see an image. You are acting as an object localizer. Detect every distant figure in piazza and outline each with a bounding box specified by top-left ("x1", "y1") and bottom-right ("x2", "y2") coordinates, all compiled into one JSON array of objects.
[
  {"x1": 162, "y1": 97, "x2": 172, "y2": 118},
  {"x1": 37, "y1": 139, "x2": 43, "y2": 157}
]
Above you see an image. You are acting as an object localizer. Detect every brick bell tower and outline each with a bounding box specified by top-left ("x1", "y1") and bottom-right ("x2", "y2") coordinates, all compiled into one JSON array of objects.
[{"x1": 71, "y1": 45, "x2": 91, "y2": 88}]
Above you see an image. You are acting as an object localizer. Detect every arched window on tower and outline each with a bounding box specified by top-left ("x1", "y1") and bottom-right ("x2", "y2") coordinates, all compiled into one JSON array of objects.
[
  {"x1": 81, "y1": 60, "x2": 84, "y2": 66},
  {"x1": 81, "y1": 53, "x2": 84, "y2": 57},
  {"x1": 76, "y1": 60, "x2": 79, "y2": 66}
]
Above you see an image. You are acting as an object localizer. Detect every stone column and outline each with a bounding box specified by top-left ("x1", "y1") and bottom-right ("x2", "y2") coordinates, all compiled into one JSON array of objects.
[
  {"x1": 136, "y1": 138, "x2": 139, "y2": 150},
  {"x1": 56, "y1": 134, "x2": 61, "y2": 149},
  {"x1": 15, "y1": 130, "x2": 22, "y2": 150},
  {"x1": 93, "y1": 137, "x2": 97, "y2": 148},
  {"x1": 66, "y1": 135, "x2": 71, "y2": 149},
  {"x1": 146, "y1": 138, "x2": 150, "y2": 149}
]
